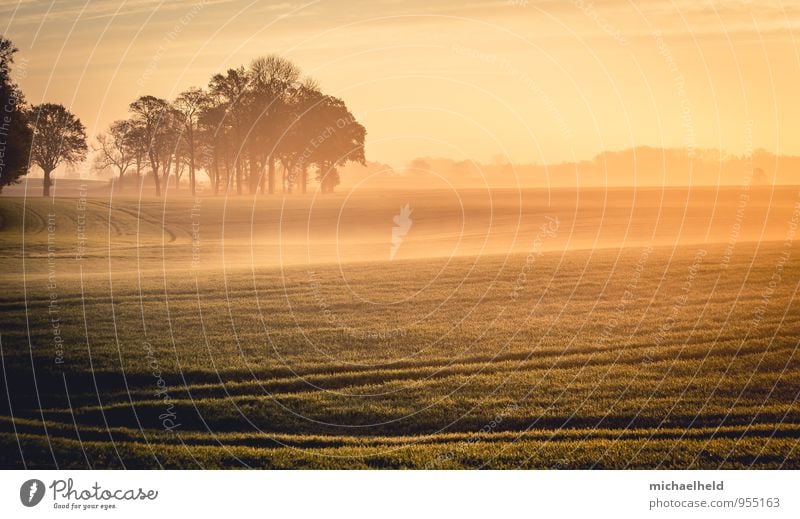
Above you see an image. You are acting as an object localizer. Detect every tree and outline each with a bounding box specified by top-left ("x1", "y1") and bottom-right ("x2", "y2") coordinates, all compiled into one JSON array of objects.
[
  {"x1": 94, "y1": 119, "x2": 136, "y2": 190},
  {"x1": 170, "y1": 131, "x2": 188, "y2": 189},
  {"x1": 123, "y1": 120, "x2": 148, "y2": 188},
  {"x1": 0, "y1": 37, "x2": 32, "y2": 193},
  {"x1": 120, "y1": 55, "x2": 366, "y2": 197},
  {"x1": 28, "y1": 103, "x2": 87, "y2": 196},
  {"x1": 198, "y1": 100, "x2": 231, "y2": 195},
  {"x1": 248, "y1": 55, "x2": 301, "y2": 194},
  {"x1": 209, "y1": 67, "x2": 249, "y2": 194},
  {"x1": 128, "y1": 95, "x2": 173, "y2": 196},
  {"x1": 304, "y1": 95, "x2": 366, "y2": 194},
  {"x1": 156, "y1": 111, "x2": 181, "y2": 191},
  {"x1": 174, "y1": 88, "x2": 208, "y2": 196},
  {"x1": 280, "y1": 80, "x2": 323, "y2": 194}
]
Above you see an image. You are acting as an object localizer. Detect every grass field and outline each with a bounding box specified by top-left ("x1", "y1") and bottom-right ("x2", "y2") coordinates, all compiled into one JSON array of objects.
[{"x1": 1, "y1": 187, "x2": 799, "y2": 468}]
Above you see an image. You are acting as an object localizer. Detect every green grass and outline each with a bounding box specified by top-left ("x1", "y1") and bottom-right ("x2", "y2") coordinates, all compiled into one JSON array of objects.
[{"x1": 1, "y1": 194, "x2": 798, "y2": 468}]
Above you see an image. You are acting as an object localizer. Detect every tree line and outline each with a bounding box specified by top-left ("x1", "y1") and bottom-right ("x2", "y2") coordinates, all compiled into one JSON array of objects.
[{"x1": 0, "y1": 36, "x2": 366, "y2": 197}]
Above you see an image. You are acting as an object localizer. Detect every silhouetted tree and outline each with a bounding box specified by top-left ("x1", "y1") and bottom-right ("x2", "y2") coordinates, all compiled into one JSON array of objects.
[
  {"x1": 158, "y1": 109, "x2": 182, "y2": 191},
  {"x1": 129, "y1": 95, "x2": 173, "y2": 196},
  {"x1": 280, "y1": 80, "x2": 324, "y2": 193},
  {"x1": 174, "y1": 87, "x2": 208, "y2": 195},
  {"x1": 0, "y1": 37, "x2": 32, "y2": 193},
  {"x1": 129, "y1": 56, "x2": 367, "y2": 197},
  {"x1": 247, "y1": 55, "x2": 301, "y2": 194},
  {"x1": 124, "y1": 121, "x2": 148, "y2": 188},
  {"x1": 28, "y1": 103, "x2": 87, "y2": 196},
  {"x1": 209, "y1": 67, "x2": 249, "y2": 194},
  {"x1": 198, "y1": 100, "x2": 231, "y2": 195},
  {"x1": 170, "y1": 127, "x2": 189, "y2": 190},
  {"x1": 306, "y1": 95, "x2": 366, "y2": 194}
]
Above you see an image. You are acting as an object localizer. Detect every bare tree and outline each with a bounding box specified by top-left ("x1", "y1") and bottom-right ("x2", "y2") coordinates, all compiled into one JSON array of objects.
[
  {"x1": 94, "y1": 119, "x2": 136, "y2": 190},
  {"x1": 29, "y1": 103, "x2": 87, "y2": 196}
]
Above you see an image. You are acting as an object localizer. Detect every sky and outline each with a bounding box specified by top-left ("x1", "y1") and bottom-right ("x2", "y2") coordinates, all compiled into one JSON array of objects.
[{"x1": 3, "y1": 0, "x2": 800, "y2": 168}]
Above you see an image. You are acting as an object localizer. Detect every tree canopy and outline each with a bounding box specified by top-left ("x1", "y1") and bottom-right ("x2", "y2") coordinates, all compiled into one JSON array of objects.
[
  {"x1": 29, "y1": 103, "x2": 88, "y2": 196},
  {"x1": 101, "y1": 54, "x2": 366, "y2": 196},
  {"x1": 1, "y1": 38, "x2": 366, "y2": 197},
  {"x1": 0, "y1": 37, "x2": 32, "y2": 192}
]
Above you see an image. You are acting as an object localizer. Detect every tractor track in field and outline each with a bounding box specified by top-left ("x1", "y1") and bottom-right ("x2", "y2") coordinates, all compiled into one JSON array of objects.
[
  {"x1": 21, "y1": 200, "x2": 50, "y2": 237},
  {"x1": 9, "y1": 338, "x2": 796, "y2": 410},
  {"x1": 85, "y1": 200, "x2": 181, "y2": 244},
  {"x1": 3, "y1": 415, "x2": 799, "y2": 449}
]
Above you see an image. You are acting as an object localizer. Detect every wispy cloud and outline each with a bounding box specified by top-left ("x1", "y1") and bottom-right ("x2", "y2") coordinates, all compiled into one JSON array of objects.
[{"x1": 0, "y1": 0, "x2": 299, "y2": 26}]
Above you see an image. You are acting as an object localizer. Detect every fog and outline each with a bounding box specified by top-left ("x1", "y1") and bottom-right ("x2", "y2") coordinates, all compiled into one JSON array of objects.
[{"x1": 3, "y1": 184, "x2": 795, "y2": 272}]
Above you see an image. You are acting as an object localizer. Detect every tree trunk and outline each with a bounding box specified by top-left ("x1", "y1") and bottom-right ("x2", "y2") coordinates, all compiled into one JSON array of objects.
[
  {"x1": 268, "y1": 155, "x2": 275, "y2": 194},
  {"x1": 152, "y1": 158, "x2": 162, "y2": 197},
  {"x1": 189, "y1": 131, "x2": 196, "y2": 197},
  {"x1": 236, "y1": 160, "x2": 242, "y2": 195},
  {"x1": 153, "y1": 172, "x2": 161, "y2": 197},
  {"x1": 213, "y1": 156, "x2": 220, "y2": 196},
  {"x1": 260, "y1": 157, "x2": 267, "y2": 194},
  {"x1": 161, "y1": 156, "x2": 172, "y2": 195},
  {"x1": 301, "y1": 165, "x2": 308, "y2": 194},
  {"x1": 42, "y1": 169, "x2": 53, "y2": 197},
  {"x1": 319, "y1": 165, "x2": 337, "y2": 194},
  {"x1": 248, "y1": 150, "x2": 258, "y2": 194},
  {"x1": 319, "y1": 164, "x2": 328, "y2": 194},
  {"x1": 225, "y1": 157, "x2": 233, "y2": 193},
  {"x1": 173, "y1": 155, "x2": 178, "y2": 189}
]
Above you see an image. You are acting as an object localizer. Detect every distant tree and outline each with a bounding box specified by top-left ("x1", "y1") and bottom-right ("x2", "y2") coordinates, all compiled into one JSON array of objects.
[
  {"x1": 0, "y1": 37, "x2": 32, "y2": 193},
  {"x1": 28, "y1": 103, "x2": 87, "y2": 196},
  {"x1": 94, "y1": 119, "x2": 136, "y2": 190},
  {"x1": 752, "y1": 167, "x2": 769, "y2": 186},
  {"x1": 410, "y1": 158, "x2": 431, "y2": 173}
]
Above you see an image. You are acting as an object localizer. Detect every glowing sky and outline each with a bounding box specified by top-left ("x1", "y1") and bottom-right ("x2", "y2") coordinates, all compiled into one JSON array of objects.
[{"x1": 3, "y1": 0, "x2": 800, "y2": 167}]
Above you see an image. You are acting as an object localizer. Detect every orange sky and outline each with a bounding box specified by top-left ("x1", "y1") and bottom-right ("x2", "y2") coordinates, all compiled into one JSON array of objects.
[{"x1": 3, "y1": 0, "x2": 800, "y2": 168}]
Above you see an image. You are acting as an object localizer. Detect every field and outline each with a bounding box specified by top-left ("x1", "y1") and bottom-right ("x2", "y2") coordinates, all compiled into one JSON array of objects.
[{"x1": 1, "y1": 186, "x2": 799, "y2": 468}]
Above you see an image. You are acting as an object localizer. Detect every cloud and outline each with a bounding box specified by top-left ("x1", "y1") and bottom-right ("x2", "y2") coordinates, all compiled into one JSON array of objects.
[{"x1": 1, "y1": 0, "x2": 265, "y2": 26}]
